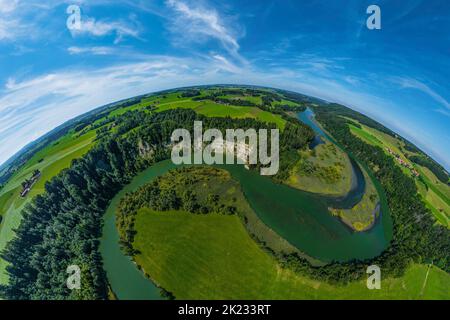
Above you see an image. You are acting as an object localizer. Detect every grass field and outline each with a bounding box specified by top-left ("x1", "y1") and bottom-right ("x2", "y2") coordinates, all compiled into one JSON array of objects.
[
  {"x1": 348, "y1": 120, "x2": 449, "y2": 227},
  {"x1": 219, "y1": 94, "x2": 263, "y2": 105},
  {"x1": 0, "y1": 129, "x2": 97, "y2": 284},
  {"x1": 109, "y1": 90, "x2": 288, "y2": 130},
  {"x1": 273, "y1": 99, "x2": 300, "y2": 108},
  {"x1": 133, "y1": 209, "x2": 450, "y2": 299},
  {"x1": 331, "y1": 167, "x2": 379, "y2": 231},
  {"x1": 155, "y1": 100, "x2": 286, "y2": 129},
  {"x1": 287, "y1": 142, "x2": 353, "y2": 196}
]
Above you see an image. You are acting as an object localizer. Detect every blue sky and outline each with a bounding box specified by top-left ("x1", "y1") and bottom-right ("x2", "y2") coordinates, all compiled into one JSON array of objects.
[{"x1": 0, "y1": 0, "x2": 449, "y2": 169}]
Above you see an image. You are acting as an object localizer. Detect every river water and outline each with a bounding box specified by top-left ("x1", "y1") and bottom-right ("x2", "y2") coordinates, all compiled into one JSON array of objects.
[{"x1": 100, "y1": 109, "x2": 393, "y2": 299}]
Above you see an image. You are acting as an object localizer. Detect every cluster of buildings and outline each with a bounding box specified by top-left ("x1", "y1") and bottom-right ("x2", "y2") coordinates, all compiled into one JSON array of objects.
[
  {"x1": 385, "y1": 148, "x2": 420, "y2": 177},
  {"x1": 20, "y1": 170, "x2": 41, "y2": 198}
]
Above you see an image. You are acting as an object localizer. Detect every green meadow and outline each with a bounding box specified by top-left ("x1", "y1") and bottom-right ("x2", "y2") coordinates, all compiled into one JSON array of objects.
[
  {"x1": 0, "y1": 129, "x2": 97, "y2": 284},
  {"x1": 133, "y1": 209, "x2": 450, "y2": 300},
  {"x1": 155, "y1": 100, "x2": 286, "y2": 129}
]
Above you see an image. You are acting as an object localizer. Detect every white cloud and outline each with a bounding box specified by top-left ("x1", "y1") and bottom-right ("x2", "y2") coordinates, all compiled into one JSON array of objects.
[
  {"x1": 211, "y1": 54, "x2": 243, "y2": 74},
  {"x1": 0, "y1": 0, "x2": 19, "y2": 13},
  {"x1": 294, "y1": 54, "x2": 345, "y2": 74},
  {"x1": 70, "y1": 16, "x2": 140, "y2": 44},
  {"x1": 165, "y1": 0, "x2": 244, "y2": 62},
  {"x1": 0, "y1": 53, "x2": 448, "y2": 170},
  {"x1": 343, "y1": 76, "x2": 359, "y2": 85},
  {"x1": 0, "y1": 0, "x2": 25, "y2": 41},
  {"x1": 392, "y1": 77, "x2": 450, "y2": 111},
  {"x1": 0, "y1": 1, "x2": 141, "y2": 43},
  {"x1": 435, "y1": 108, "x2": 450, "y2": 118},
  {"x1": 0, "y1": 55, "x2": 247, "y2": 165},
  {"x1": 68, "y1": 46, "x2": 116, "y2": 55},
  {"x1": 0, "y1": 18, "x2": 19, "y2": 40}
]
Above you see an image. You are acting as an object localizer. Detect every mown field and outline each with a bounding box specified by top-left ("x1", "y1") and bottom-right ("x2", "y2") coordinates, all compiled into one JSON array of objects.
[
  {"x1": 0, "y1": 129, "x2": 98, "y2": 283},
  {"x1": 154, "y1": 100, "x2": 286, "y2": 129},
  {"x1": 348, "y1": 120, "x2": 449, "y2": 227},
  {"x1": 133, "y1": 209, "x2": 450, "y2": 300}
]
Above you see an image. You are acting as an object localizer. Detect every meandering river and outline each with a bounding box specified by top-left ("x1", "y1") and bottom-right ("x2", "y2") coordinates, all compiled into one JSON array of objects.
[{"x1": 100, "y1": 109, "x2": 393, "y2": 299}]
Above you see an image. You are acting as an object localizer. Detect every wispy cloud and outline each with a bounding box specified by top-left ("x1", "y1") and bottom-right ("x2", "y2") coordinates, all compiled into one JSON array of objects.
[
  {"x1": 165, "y1": 0, "x2": 244, "y2": 62},
  {"x1": 435, "y1": 108, "x2": 450, "y2": 118},
  {"x1": 0, "y1": 55, "x2": 247, "y2": 165},
  {"x1": 0, "y1": 0, "x2": 19, "y2": 13},
  {"x1": 68, "y1": 46, "x2": 116, "y2": 55},
  {"x1": 70, "y1": 16, "x2": 140, "y2": 44},
  {"x1": 211, "y1": 54, "x2": 243, "y2": 74},
  {"x1": 0, "y1": 0, "x2": 27, "y2": 41},
  {"x1": 0, "y1": 1, "x2": 141, "y2": 44},
  {"x1": 392, "y1": 77, "x2": 450, "y2": 111},
  {"x1": 294, "y1": 54, "x2": 345, "y2": 74}
]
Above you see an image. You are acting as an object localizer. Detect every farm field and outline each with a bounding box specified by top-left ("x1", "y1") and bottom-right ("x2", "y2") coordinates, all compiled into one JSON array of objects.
[
  {"x1": 110, "y1": 89, "x2": 289, "y2": 129},
  {"x1": 348, "y1": 120, "x2": 449, "y2": 227},
  {"x1": 218, "y1": 94, "x2": 263, "y2": 105},
  {"x1": 154, "y1": 100, "x2": 286, "y2": 129},
  {"x1": 0, "y1": 129, "x2": 97, "y2": 284},
  {"x1": 132, "y1": 209, "x2": 450, "y2": 300}
]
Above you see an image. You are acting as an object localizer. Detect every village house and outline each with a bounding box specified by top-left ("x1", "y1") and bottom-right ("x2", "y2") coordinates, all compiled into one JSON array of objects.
[
  {"x1": 386, "y1": 148, "x2": 420, "y2": 177},
  {"x1": 20, "y1": 170, "x2": 41, "y2": 198}
]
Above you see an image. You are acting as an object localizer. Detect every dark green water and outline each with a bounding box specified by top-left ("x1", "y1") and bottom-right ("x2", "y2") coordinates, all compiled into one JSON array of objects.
[
  {"x1": 100, "y1": 110, "x2": 393, "y2": 299},
  {"x1": 99, "y1": 161, "x2": 178, "y2": 300},
  {"x1": 222, "y1": 165, "x2": 392, "y2": 262}
]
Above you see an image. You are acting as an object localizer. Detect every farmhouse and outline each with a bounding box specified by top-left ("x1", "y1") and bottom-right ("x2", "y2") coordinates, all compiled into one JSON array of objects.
[
  {"x1": 20, "y1": 170, "x2": 41, "y2": 198},
  {"x1": 386, "y1": 148, "x2": 420, "y2": 177}
]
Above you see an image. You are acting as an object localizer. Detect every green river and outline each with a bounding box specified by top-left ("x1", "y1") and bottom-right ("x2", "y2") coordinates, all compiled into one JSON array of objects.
[{"x1": 100, "y1": 110, "x2": 393, "y2": 300}]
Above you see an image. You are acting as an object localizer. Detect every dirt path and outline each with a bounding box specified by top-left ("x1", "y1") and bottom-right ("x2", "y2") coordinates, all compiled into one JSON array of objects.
[{"x1": 419, "y1": 263, "x2": 432, "y2": 297}]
